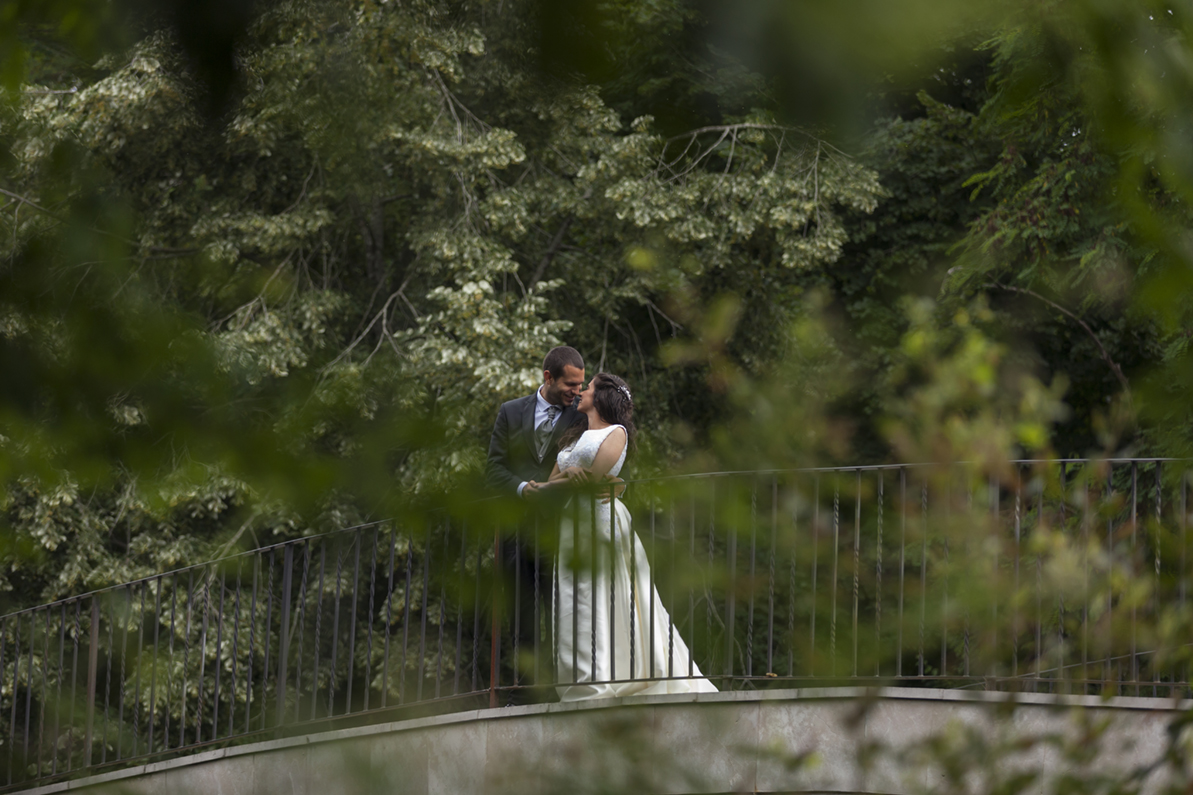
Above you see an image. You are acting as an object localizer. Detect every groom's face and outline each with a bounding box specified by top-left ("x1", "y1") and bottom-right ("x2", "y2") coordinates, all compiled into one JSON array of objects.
[{"x1": 543, "y1": 364, "x2": 585, "y2": 407}]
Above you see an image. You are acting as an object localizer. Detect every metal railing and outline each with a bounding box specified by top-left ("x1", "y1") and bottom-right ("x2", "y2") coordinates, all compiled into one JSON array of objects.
[{"x1": 0, "y1": 458, "x2": 1189, "y2": 790}]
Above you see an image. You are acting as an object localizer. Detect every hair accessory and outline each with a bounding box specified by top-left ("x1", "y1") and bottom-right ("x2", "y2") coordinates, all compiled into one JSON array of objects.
[{"x1": 616, "y1": 384, "x2": 633, "y2": 403}]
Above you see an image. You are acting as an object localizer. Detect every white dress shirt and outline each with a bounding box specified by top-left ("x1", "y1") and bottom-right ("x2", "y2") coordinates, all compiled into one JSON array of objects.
[{"x1": 517, "y1": 387, "x2": 559, "y2": 496}]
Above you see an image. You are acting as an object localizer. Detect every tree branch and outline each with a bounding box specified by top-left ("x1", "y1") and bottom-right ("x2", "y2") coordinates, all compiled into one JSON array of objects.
[
  {"x1": 988, "y1": 282, "x2": 1131, "y2": 398},
  {"x1": 645, "y1": 299, "x2": 682, "y2": 336},
  {"x1": 0, "y1": 187, "x2": 63, "y2": 220},
  {"x1": 528, "y1": 215, "x2": 573, "y2": 291},
  {"x1": 0, "y1": 187, "x2": 197, "y2": 257},
  {"x1": 323, "y1": 286, "x2": 408, "y2": 372}
]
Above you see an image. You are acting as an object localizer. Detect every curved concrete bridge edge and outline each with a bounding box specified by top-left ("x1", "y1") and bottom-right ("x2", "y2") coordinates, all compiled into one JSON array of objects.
[{"x1": 19, "y1": 688, "x2": 1190, "y2": 795}]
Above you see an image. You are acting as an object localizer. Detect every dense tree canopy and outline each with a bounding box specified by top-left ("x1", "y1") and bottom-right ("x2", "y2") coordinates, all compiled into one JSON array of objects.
[
  {"x1": 0, "y1": 0, "x2": 885, "y2": 605},
  {"x1": 1, "y1": 0, "x2": 1191, "y2": 613}
]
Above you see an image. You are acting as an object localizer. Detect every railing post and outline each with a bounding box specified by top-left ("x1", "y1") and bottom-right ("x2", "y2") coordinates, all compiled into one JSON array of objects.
[
  {"x1": 276, "y1": 546, "x2": 293, "y2": 726},
  {"x1": 83, "y1": 598, "x2": 99, "y2": 767},
  {"x1": 490, "y1": 525, "x2": 500, "y2": 709}
]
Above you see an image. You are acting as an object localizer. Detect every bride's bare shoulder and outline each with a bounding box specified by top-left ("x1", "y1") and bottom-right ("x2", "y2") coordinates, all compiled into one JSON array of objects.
[{"x1": 597, "y1": 425, "x2": 627, "y2": 449}]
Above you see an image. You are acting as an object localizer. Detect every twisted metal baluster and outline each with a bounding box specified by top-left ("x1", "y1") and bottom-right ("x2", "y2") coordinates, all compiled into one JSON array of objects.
[
  {"x1": 291, "y1": 548, "x2": 310, "y2": 723},
  {"x1": 852, "y1": 472, "x2": 860, "y2": 677},
  {"x1": 102, "y1": 611, "x2": 113, "y2": 762},
  {"x1": 165, "y1": 574, "x2": 178, "y2": 750},
  {"x1": 767, "y1": 479, "x2": 776, "y2": 677},
  {"x1": 876, "y1": 472, "x2": 883, "y2": 677},
  {"x1": 311, "y1": 547, "x2": 326, "y2": 718},
  {"x1": 366, "y1": 530, "x2": 378, "y2": 709},
  {"x1": 260, "y1": 555, "x2": 273, "y2": 732},
  {"x1": 830, "y1": 485, "x2": 839, "y2": 675},
  {"x1": 245, "y1": 562, "x2": 256, "y2": 734},
  {"x1": 230, "y1": 569, "x2": 241, "y2": 736},
  {"x1": 195, "y1": 577, "x2": 210, "y2": 745},
  {"x1": 133, "y1": 586, "x2": 144, "y2": 756},
  {"x1": 117, "y1": 592, "x2": 128, "y2": 760},
  {"x1": 180, "y1": 571, "x2": 193, "y2": 748},
  {"x1": 747, "y1": 487, "x2": 756, "y2": 679},
  {"x1": 69, "y1": 605, "x2": 80, "y2": 771}
]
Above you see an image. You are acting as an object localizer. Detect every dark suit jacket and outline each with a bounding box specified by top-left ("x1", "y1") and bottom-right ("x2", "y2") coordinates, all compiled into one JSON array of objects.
[{"x1": 486, "y1": 392, "x2": 582, "y2": 495}]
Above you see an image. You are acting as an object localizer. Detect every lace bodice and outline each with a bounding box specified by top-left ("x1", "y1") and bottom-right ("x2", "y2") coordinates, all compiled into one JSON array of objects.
[{"x1": 556, "y1": 424, "x2": 627, "y2": 478}]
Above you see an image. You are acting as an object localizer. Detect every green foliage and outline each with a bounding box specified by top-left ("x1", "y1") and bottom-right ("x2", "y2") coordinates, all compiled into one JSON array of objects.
[
  {"x1": 2, "y1": 0, "x2": 1193, "y2": 791},
  {"x1": 1, "y1": 0, "x2": 1193, "y2": 683},
  {"x1": 0, "y1": 0, "x2": 885, "y2": 607}
]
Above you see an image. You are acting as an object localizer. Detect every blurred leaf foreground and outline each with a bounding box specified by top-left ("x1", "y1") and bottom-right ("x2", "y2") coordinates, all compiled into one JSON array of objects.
[{"x1": 5, "y1": 0, "x2": 1193, "y2": 791}]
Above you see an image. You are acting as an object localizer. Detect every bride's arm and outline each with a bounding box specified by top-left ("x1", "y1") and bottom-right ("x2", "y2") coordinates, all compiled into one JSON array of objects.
[
  {"x1": 587, "y1": 427, "x2": 627, "y2": 480},
  {"x1": 541, "y1": 429, "x2": 626, "y2": 487}
]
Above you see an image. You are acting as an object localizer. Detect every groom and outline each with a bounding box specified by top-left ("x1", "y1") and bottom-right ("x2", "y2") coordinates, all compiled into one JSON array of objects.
[
  {"x1": 486, "y1": 345, "x2": 586, "y2": 697},
  {"x1": 487, "y1": 345, "x2": 586, "y2": 498}
]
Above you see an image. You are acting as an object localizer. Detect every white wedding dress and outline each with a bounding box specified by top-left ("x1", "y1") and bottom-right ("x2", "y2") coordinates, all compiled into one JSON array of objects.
[{"x1": 554, "y1": 425, "x2": 717, "y2": 701}]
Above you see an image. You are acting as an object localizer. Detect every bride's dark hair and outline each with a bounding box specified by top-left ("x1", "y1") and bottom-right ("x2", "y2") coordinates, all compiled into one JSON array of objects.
[{"x1": 558, "y1": 372, "x2": 637, "y2": 453}]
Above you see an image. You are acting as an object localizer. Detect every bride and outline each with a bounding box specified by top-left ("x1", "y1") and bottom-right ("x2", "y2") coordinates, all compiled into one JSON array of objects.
[{"x1": 531, "y1": 372, "x2": 717, "y2": 701}]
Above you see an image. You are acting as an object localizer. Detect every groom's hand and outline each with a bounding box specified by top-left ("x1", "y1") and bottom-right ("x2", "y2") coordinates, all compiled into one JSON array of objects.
[{"x1": 522, "y1": 481, "x2": 542, "y2": 498}]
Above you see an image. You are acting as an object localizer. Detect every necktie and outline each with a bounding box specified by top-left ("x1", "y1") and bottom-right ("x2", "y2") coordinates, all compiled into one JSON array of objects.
[{"x1": 536, "y1": 404, "x2": 559, "y2": 460}]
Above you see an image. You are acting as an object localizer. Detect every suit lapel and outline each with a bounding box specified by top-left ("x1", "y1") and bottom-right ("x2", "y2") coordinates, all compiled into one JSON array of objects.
[{"x1": 521, "y1": 392, "x2": 540, "y2": 461}]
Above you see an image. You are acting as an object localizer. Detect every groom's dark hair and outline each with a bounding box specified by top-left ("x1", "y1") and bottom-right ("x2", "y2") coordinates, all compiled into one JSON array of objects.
[{"x1": 543, "y1": 346, "x2": 584, "y2": 378}]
